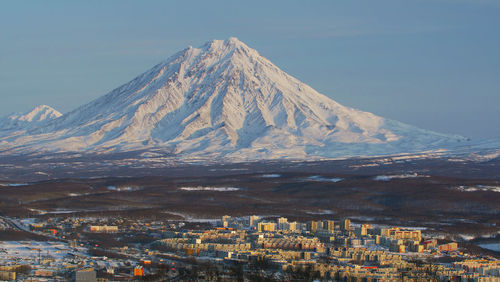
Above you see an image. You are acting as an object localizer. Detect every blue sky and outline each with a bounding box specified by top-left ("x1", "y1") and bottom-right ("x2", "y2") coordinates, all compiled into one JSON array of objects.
[{"x1": 1, "y1": 0, "x2": 499, "y2": 139}]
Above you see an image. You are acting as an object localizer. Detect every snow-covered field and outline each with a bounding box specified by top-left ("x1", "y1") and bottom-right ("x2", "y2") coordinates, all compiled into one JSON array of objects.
[
  {"x1": 458, "y1": 234, "x2": 476, "y2": 241},
  {"x1": 0, "y1": 183, "x2": 28, "y2": 187},
  {"x1": 0, "y1": 241, "x2": 85, "y2": 264},
  {"x1": 374, "y1": 173, "x2": 428, "y2": 181},
  {"x1": 163, "y1": 211, "x2": 219, "y2": 223},
  {"x1": 260, "y1": 174, "x2": 281, "y2": 178},
  {"x1": 306, "y1": 210, "x2": 335, "y2": 215},
  {"x1": 455, "y1": 185, "x2": 500, "y2": 193},
  {"x1": 107, "y1": 186, "x2": 142, "y2": 192},
  {"x1": 303, "y1": 176, "x2": 343, "y2": 183},
  {"x1": 179, "y1": 186, "x2": 240, "y2": 192}
]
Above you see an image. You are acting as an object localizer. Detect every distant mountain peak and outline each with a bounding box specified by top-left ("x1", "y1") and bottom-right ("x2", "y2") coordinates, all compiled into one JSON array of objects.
[
  {"x1": 20, "y1": 105, "x2": 62, "y2": 122},
  {"x1": 0, "y1": 38, "x2": 468, "y2": 159},
  {"x1": 0, "y1": 105, "x2": 61, "y2": 132}
]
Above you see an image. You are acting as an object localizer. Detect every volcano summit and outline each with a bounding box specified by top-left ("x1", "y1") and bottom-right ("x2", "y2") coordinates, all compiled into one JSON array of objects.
[{"x1": 0, "y1": 38, "x2": 467, "y2": 160}]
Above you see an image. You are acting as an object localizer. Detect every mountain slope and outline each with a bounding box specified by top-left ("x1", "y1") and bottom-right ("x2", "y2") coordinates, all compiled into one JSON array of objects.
[{"x1": 0, "y1": 38, "x2": 467, "y2": 159}]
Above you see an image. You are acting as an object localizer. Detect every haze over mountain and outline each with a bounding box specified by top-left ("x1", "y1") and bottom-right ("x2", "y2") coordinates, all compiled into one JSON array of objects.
[{"x1": 0, "y1": 38, "x2": 469, "y2": 160}]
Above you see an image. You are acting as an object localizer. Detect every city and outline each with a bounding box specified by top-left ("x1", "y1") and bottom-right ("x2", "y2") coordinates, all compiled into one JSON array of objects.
[{"x1": 0, "y1": 213, "x2": 498, "y2": 281}]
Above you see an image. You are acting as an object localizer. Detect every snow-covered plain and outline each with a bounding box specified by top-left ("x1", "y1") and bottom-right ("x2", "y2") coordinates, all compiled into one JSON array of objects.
[
  {"x1": 0, "y1": 241, "x2": 85, "y2": 263},
  {"x1": 374, "y1": 173, "x2": 429, "y2": 181},
  {"x1": 455, "y1": 185, "x2": 500, "y2": 193},
  {"x1": 0, "y1": 183, "x2": 29, "y2": 187},
  {"x1": 107, "y1": 185, "x2": 141, "y2": 192},
  {"x1": 0, "y1": 37, "x2": 470, "y2": 160},
  {"x1": 303, "y1": 176, "x2": 343, "y2": 183},
  {"x1": 260, "y1": 174, "x2": 281, "y2": 178},
  {"x1": 179, "y1": 186, "x2": 240, "y2": 191}
]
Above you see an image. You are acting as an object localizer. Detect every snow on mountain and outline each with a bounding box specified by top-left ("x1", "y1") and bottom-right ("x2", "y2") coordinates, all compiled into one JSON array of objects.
[
  {"x1": 462, "y1": 138, "x2": 500, "y2": 162},
  {"x1": 0, "y1": 105, "x2": 62, "y2": 132},
  {"x1": 0, "y1": 38, "x2": 469, "y2": 159}
]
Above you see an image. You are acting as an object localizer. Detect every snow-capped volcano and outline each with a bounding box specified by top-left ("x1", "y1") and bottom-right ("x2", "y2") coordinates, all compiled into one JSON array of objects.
[
  {"x1": 0, "y1": 38, "x2": 467, "y2": 159},
  {"x1": 0, "y1": 105, "x2": 61, "y2": 132}
]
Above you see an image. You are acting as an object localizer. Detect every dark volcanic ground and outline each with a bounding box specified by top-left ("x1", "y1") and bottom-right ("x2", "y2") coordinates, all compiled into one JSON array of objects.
[
  {"x1": 0, "y1": 150, "x2": 499, "y2": 182},
  {"x1": 0, "y1": 169, "x2": 498, "y2": 237}
]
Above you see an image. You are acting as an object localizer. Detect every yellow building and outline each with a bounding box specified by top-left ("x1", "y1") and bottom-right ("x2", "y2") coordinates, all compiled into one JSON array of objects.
[
  {"x1": 0, "y1": 271, "x2": 15, "y2": 281},
  {"x1": 382, "y1": 227, "x2": 421, "y2": 242},
  {"x1": 438, "y1": 242, "x2": 458, "y2": 252},
  {"x1": 289, "y1": 222, "x2": 299, "y2": 232},
  {"x1": 341, "y1": 219, "x2": 351, "y2": 231},
  {"x1": 258, "y1": 222, "x2": 276, "y2": 232},
  {"x1": 89, "y1": 225, "x2": 118, "y2": 233},
  {"x1": 324, "y1": 220, "x2": 335, "y2": 232}
]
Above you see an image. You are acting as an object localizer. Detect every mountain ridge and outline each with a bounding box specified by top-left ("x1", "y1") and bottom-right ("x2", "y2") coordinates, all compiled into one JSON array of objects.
[{"x1": 0, "y1": 37, "x2": 468, "y2": 160}]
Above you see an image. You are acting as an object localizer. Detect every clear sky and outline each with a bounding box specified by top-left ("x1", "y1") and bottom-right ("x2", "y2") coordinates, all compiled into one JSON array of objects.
[{"x1": 1, "y1": 0, "x2": 499, "y2": 139}]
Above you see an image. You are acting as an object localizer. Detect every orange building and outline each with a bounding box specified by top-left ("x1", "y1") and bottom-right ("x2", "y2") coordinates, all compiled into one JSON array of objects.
[
  {"x1": 423, "y1": 239, "x2": 437, "y2": 249},
  {"x1": 134, "y1": 266, "x2": 144, "y2": 277}
]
